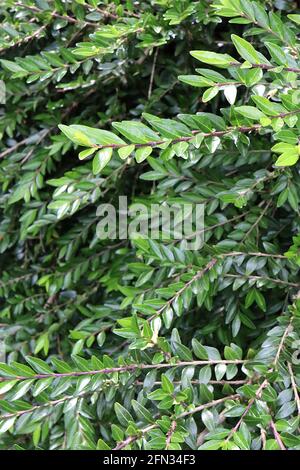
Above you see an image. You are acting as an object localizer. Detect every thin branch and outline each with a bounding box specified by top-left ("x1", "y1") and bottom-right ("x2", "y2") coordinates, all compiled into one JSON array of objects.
[
  {"x1": 177, "y1": 393, "x2": 240, "y2": 419},
  {"x1": 0, "y1": 130, "x2": 48, "y2": 159},
  {"x1": 224, "y1": 274, "x2": 300, "y2": 288},
  {"x1": 0, "y1": 359, "x2": 248, "y2": 382},
  {"x1": 148, "y1": 258, "x2": 217, "y2": 320},
  {"x1": 70, "y1": 108, "x2": 300, "y2": 152},
  {"x1": 287, "y1": 362, "x2": 300, "y2": 415},
  {"x1": 222, "y1": 251, "x2": 286, "y2": 260},
  {"x1": 113, "y1": 424, "x2": 156, "y2": 450},
  {"x1": 230, "y1": 61, "x2": 300, "y2": 74},
  {"x1": 270, "y1": 419, "x2": 286, "y2": 450},
  {"x1": 148, "y1": 48, "x2": 159, "y2": 99},
  {"x1": 240, "y1": 199, "x2": 272, "y2": 244},
  {"x1": 274, "y1": 319, "x2": 294, "y2": 366},
  {"x1": 225, "y1": 380, "x2": 268, "y2": 443},
  {"x1": 261, "y1": 428, "x2": 267, "y2": 450},
  {"x1": 165, "y1": 420, "x2": 177, "y2": 449},
  {"x1": 135, "y1": 379, "x2": 248, "y2": 386},
  {"x1": 0, "y1": 392, "x2": 88, "y2": 420},
  {"x1": 113, "y1": 393, "x2": 240, "y2": 450},
  {"x1": 0, "y1": 24, "x2": 47, "y2": 54}
]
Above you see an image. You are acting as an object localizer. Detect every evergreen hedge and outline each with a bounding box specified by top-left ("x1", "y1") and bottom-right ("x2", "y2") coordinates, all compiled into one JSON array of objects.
[{"x1": 0, "y1": 0, "x2": 300, "y2": 451}]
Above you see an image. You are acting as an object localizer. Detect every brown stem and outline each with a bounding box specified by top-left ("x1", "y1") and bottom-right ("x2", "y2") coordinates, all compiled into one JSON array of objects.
[
  {"x1": 165, "y1": 420, "x2": 177, "y2": 449},
  {"x1": 261, "y1": 428, "x2": 267, "y2": 450},
  {"x1": 113, "y1": 424, "x2": 156, "y2": 450},
  {"x1": 274, "y1": 319, "x2": 294, "y2": 366},
  {"x1": 224, "y1": 274, "x2": 300, "y2": 288},
  {"x1": 222, "y1": 251, "x2": 286, "y2": 259},
  {"x1": 240, "y1": 199, "x2": 272, "y2": 244},
  {"x1": 79, "y1": 109, "x2": 300, "y2": 152},
  {"x1": 135, "y1": 379, "x2": 248, "y2": 386},
  {"x1": 225, "y1": 380, "x2": 268, "y2": 443},
  {"x1": 177, "y1": 393, "x2": 240, "y2": 419},
  {"x1": 230, "y1": 61, "x2": 300, "y2": 74},
  {"x1": 0, "y1": 391, "x2": 89, "y2": 420},
  {"x1": 270, "y1": 420, "x2": 286, "y2": 450},
  {"x1": 0, "y1": 359, "x2": 248, "y2": 382},
  {"x1": 287, "y1": 362, "x2": 300, "y2": 415},
  {"x1": 148, "y1": 48, "x2": 159, "y2": 99}
]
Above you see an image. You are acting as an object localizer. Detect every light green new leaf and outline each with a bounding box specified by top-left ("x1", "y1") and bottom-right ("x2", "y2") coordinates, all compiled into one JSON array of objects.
[
  {"x1": 59, "y1": 124, "x2": 125, "y2": 147},
  {"x1": 202, "y1": 86, "x2": 219, "y2": 103},
  {"x1": 78, "y1": 148, "x2": 96, "y2": 160},
  {"x1": 287, "y1": 14, "x2": 300, "y2": 25},
  {"x1": 118, "y1": 144, "x2": 135, "y2": 160},
  {"x1": 274, "y1": 151, "x2": 299, "y2": 167},
  {"x1": 190, "y1": 50, "x2": 236, "y2": 68},
  {"x1": 92, "y1": 148, "x2": 113, "y2": 174},
  {"x1": 135, "y1": 146, "x2": 153, "y2": 162}
]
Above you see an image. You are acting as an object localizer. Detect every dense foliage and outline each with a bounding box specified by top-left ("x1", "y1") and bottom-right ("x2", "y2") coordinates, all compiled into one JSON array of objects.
[{"x1": 0, "y1": 0, "x2": 300, "y2": 451}]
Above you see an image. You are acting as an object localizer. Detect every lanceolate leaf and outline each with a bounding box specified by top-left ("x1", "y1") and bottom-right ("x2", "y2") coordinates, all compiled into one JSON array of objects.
[{"x1": 92, "y1": 148, "x2": 113, "y2": 174}]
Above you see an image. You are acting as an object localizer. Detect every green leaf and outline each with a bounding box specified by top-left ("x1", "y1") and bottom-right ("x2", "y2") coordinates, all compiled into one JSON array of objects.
[
  {"x1": 25, "y1": 356, "x2": 53, "y2": 374},
  {"x1": 201, "y1": 410, "x2": 215, "y2": 431},
  {"x1": 143, "y1": 113, "x2": 191, "y2": 139},
  {"x1": 192, "y1": 339, "x2": 208, "y2": 360},
  {"x1": 112, "y1": 121, "x2": 160, "y2": 144},
  {"x1": 131, "y1": 400, "x2": 154, "y2": 423},
  {"x1": 265, "y1": 42, "x2": 288, "y2": 66},
  {"x1": 118, "y1": 144, "x2": 135, "y2": 160},
  {"x1": 0, "y1": 417, "x2": 16, "y2": 434},
  {"x1": 59, "y1": 124, "x2": 125, "y2": 147},
  {"x1": 272, "y1": 143, "x2": 297, "y2": 154},
  {"x1": 274, "y1": 152, "x2": 299, "y2": 167},
  {"x1": 265, "y1": 439, "x2": 280, "y2": 450},
  {"x1": 114, "y1": 403, "x2": 134, "y2": 426},
  {"x1": 190, "y1": 51, "x2": 235, "y2": 68},
  {"x1": 202, "y1": 86, "x2": 219, "y2": 103},
  {"x1": 78, "y1": 148, "x2": 97, "y2": 160},
  {"x1": 161, "y1": 374, "x2": 174, "y2": 394},
  {"x1": 251, "y1": 96, "x2": 281, "y2": 116},
  {"x1": 0, "y1": 59, "x2": 26, "y2": 73},
  {"x1": 235, "y1": 105, "x2": 265, "y2": 120},
  {"x1": 287, "y1": 14, "x2": 300, "y2": 25},
  {"x1": 198, "y1": 440, "x2": 222, "y2": 450},
  {"x1": 233, "y1": 430, "x2": 250, "y2": 450},
  {"x1": 231, "y1": 34, "x2": 260, "y2": 64},
  {"x1": 97, "y1": 439, "x2": 111, "y2": 450},
  {"x1": 58, "y1": 125, "x2": 94, "y2": 147},
  {"x1": 198, "y1": 366, "x2": 211, "y2": 384},
  {"x1": 178, "y1": 75, "x2": 214, "y2": 87},
  {"x1": 8, "y1": 379, "x2": 34, "y2": 401},
  {"x1": 0, "y1": 380, "x2": 17, "y2": 394},
  {"x1": 0, "y1": 363, "x2": 17, "y2": 378},
  {"x1": 92, "y1": 148, "x2": 113, "y2": 174},
  {"x1": 135, "y1": 146, "x2": 153, "y2": 163}
]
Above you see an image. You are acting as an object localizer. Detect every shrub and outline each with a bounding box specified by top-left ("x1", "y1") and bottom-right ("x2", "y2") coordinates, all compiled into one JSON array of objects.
[{"x1": 0, "y1": 0, "x2": 300, "y2": 451}]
